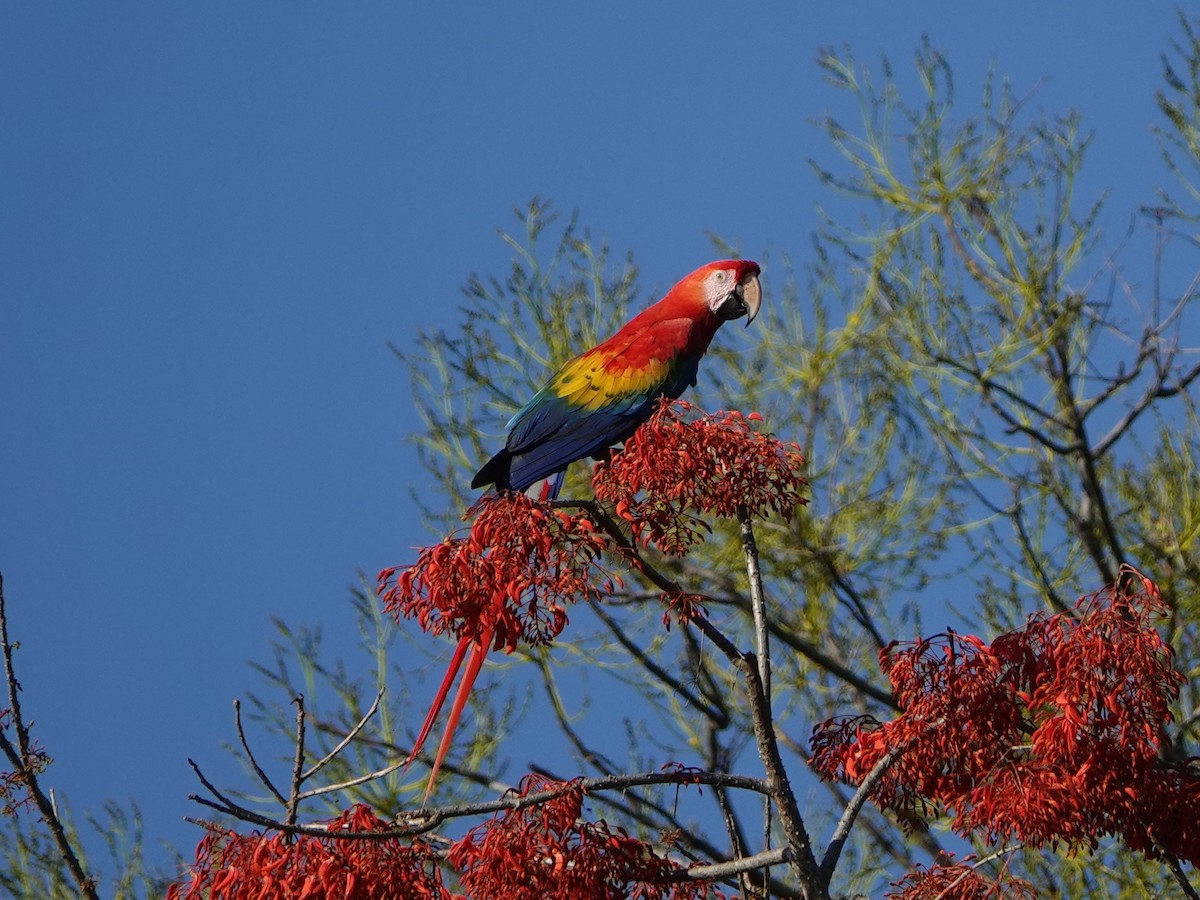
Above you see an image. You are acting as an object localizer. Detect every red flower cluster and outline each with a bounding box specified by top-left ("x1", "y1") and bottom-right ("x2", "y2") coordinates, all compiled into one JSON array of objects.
[
  {"x1": 166, "y1": 805, "x2": 448, "y2": 900},
  {"x1": 593, "y1": 400, "x2": 807, "y2": 555},
  {"x1": 378, "y1": 493, "x2": 611, "y2": 652},
  {"x1": 811, "y1": 568, "x2": 1200, "y2": 864},
  {"x1": 659, "y1": 592, "x2": 709, "y2": 630},
  {"x1": 448, "y1": 774, "x2": 720, "y2": 900},
  {"x1": 888, "y1": 862, "x2": 1036, "y2": 899}
]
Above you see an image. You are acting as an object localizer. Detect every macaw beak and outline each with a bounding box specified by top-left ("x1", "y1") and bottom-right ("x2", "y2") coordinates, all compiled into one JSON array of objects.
[
  {"x1": 736, "y1": 272, "x2": 761, "y2": 326},
  {"x1": 711, "y1": 268, "x2": 762, "y2": 324}
]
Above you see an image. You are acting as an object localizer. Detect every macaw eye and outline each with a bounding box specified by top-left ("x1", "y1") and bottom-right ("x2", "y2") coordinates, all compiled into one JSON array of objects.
[{"x1": 713, "y1": 271, "x2": 727, "y2": 282}]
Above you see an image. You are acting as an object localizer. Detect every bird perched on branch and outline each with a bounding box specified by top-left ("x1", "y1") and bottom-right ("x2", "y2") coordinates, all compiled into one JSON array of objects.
[
  {"x1": 472, "y1": 258, "x2": 762, "y2": 495},
  {"x1": 409, "y1": 259, "x2": 762, "y2": 801}
]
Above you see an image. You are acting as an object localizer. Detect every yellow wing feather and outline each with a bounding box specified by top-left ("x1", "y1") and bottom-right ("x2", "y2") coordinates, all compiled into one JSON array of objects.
[{"x1": 550, "y1": 345, "x2": 673, "y2": 412}]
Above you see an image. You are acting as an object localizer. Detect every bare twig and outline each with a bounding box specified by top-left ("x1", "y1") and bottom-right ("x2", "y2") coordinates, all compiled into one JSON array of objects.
[
  {"x1": 819, "y1": 742, "x2": 907, "y2": 883},
  {"x1": 298, "y1": 758, "x2": 407, "y2": 801},
  {"x1": 234, "y1": 699, "x2": 286, "y2": 806},
  {"x1": 684, "y1": 846, "x2": 788, "y2": 882},
  {"x1": 188, "y1": 757, "x2": 265, "y2": 824},
  {"x1": 778, "y1": 727, "x2": 939, "y2": 870},
  {"x1": 712, "y1": 771, "x2": 758, "y2": 898},
  {"x1": 532, "y1": 653, "x2": 621, "y2": 775},
  {"x1": 189, "y1": 768, "x2": 770, "y2": 840},
  {"x1": 1165, "y1": 855, "x2": 1200, "y2": 900},
  {"x1": 302, "y1": 687, "x2": 385, "y2": 780},
  {"x1": 286, "y1": 695, "x2": 307, "y2": 826},
  {"x1": 0, "y1": 574, "x2": 98, "y2": 900},
  {"x1": 310, "y1": 719, "x2": 515, "y2": 797},
  {"x1": 587, "y1": 597, "x2": 728, "y2": 726},
  {"x1": 738, "y1": 508, "x2": 772, "y2": 707},
  {"x1": 555, "y1": 499, "x2": 744, "y2": 663}
]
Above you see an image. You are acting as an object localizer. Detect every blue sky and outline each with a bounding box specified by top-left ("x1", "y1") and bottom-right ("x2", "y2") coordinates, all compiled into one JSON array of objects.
[{"x1": 0, "y1": 1, "x2": 1188, "y2": 883}]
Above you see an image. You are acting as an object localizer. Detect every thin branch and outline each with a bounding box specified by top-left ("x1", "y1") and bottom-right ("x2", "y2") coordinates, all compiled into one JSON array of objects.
[
  {"x1": 705, "y1": 728, "x2": 750, "y2": 856},
  {"x1": 1163, "y1": 851, "x2": 1200, "y2": 900},
  {"x1": 558, "y1": 500, "x2": 825, "y2": 896},
  {"x1": 311, "y1": 719, "x2": 517, "y2": 797},
  {"x1": 0, "y1": 574, "x2": 98, "y2": 900},
  {"x1": 768, "y1": 622, "x2": 897, "y2": 709},
  {"x1": 533, "y1": 653, "x2": 621, "y2": 775},
  {"x1": 587, "y1": 597, "x2": 728, "y2": 726},
  {"x1": 819, "y1": 554, "x2": 890, "y2": 651},
  {"x1": 819, "y1": 742, "x2": 907, "y2": 883},
  {"x1": 737, "y1": 656, "x2": 824, "y2": 898},
  {"x1": 929, "y1": 350, "x2": 1073, "y2": 437},
  {"x1": 189, "y1": 768, "x2": 770, "y2": 840},
  {"x1": 298, "y1": 757, "x2": 407, "y2": 801},
  {"x1": 929, "y1": 351, "x2": 1079, "y2": 455},
  {"x1": 713, "y1": 779, "x2": 749, "y2": 888},
  {"x1": 777, "y1": 728, "x2": 939, "y2": 869},
  {"x1": 739, "y1": 508, "x2": 772, "y2": 707},
  {"x1": 1094, "y1": 357, "x2": 1200, "y2": 456},
  {"x1": 1150, "y1": 834, "x2": 1200, "y2": 900},
  {"x1": 557, "y1": 499, "x2": 744, "y2": 663},
  {"x1": 684, "y1": 846, "x2": 789, "y2": 882},
  {"x1": 188, "y1": 757, "x2": 269, "y2": 825},
  {"x1": 1010, "y1": 486, "x2": 1069, "y2": 613},
  {"x1": 286, "y1": 695, "x2": 307, "y2": 826},
  {"x1": 234, "y1": 699, "x2": 287, "y2": 806},
  {"x1": 707, "y1": 730, "x2": 781, "y2": 898},
  {"x1": 0, "y1": 578, "x2": 27, "y2": 757},
  {"x1": 302, "y1": 686, "x2": 385, "y2": 781}
]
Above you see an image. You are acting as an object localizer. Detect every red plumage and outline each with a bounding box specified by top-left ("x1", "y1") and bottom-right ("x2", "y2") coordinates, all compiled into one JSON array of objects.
[
  {"x1": 410, "y1": 259, "x2": 762, "y2": 802},
  {"x1": 472, "y1": 259, "x2": 762, "y2": 493}
]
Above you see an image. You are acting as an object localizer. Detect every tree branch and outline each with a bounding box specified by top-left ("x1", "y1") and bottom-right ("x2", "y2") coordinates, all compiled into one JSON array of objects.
[
  {"x1": 819, "y1": 742, "x2": 906, "y2": 883},
  {"x1": 739, "y1": 508, "x2": 772, "y2": 708},
  {"x1": 285, "y1": 695, "x2": 307, "y2": 826},
  {"x1": 189, "y1": 768, "x2": 770, "y2": 841},
  {"x1": 234, "y1": 698, "x2": 287, "y2": 806},
  {"x1": 737, "y1": 655, "x2": 824, "y2": 898},
  {"x1": 0, "y1": 574, "x2": 98, "y2": 900}
]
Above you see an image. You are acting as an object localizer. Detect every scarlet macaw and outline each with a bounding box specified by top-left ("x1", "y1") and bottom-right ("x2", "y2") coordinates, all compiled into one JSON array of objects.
[
  {"x1": 410, "y1": 259, "x2": 761, "y2": 800},
  {"x1": 472, "y1": 258, "x2": 762, "y2": 494}
]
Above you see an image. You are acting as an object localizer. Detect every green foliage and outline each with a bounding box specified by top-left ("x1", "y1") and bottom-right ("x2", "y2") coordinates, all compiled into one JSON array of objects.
[
  {"x1": 216, "y1": 16, "x2": 1200, "y2": 900},
  {"x1": 0, "y1": 799, "x2": 169, "y2": 899},
  {"x1": 1157, "y1": 11, "x2": 1200, "y2": 213}
]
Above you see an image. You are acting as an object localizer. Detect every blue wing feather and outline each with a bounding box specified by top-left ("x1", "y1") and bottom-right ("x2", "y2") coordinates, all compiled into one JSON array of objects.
[
  {"x1": 472, "y1": 319, "x2": 704, "y2": 492},
  {"x1": 502, "y1": 390, "x2": 655, "y2": 491}
]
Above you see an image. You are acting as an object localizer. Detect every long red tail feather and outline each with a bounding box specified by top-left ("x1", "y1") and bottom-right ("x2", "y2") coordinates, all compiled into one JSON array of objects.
[
  {"x1": 405, "y1": 637, "x2": 470, "y2": 773},
  {"x1": 405, "y1": 624, "x2": 497, "y2": 804},
  {"x1": 422, "y1": 625, "x2": 494, "y2": 803}
]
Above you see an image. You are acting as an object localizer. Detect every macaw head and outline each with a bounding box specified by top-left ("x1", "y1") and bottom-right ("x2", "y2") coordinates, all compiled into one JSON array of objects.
[{"x1": 691, "y1": 259, "x2": 763, "y2": 326}]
